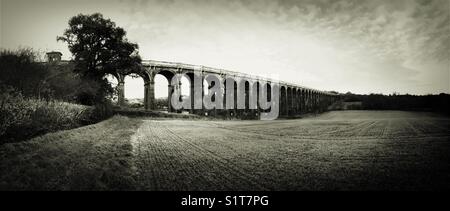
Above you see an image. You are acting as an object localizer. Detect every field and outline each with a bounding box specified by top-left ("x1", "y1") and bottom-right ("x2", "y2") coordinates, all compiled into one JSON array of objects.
[{"x1": 1, "y1": 110, "x2": 449, "y2": 190}]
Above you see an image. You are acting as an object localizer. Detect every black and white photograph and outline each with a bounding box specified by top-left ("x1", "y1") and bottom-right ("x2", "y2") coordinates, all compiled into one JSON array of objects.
[{"x1": 0, "y1": 0, "x2": 449, "y2": 206}]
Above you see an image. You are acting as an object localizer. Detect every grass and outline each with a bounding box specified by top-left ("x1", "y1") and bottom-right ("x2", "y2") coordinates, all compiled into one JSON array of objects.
[
  {"x1": 0, "y1": 97, "x2": 97, "y2": 143},
  {"x1": 131, "y1": 111, "x2": 450, "y2": 191},
  {"x1": 114, "y1": 107, "x2": 202, "y2": 119},
  {"x1": 0, "y1": 115, "x2": 142, "y2": 190},
  {"x1": 0, "y1": 110, "x2": 449, "y2": 190}
]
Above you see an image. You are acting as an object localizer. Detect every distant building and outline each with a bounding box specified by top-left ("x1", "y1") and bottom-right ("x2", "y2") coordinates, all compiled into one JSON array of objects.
[
  {"x1": 46, "y1": 51, "x2": 62, "y2": 63},
  {"x1": 43, "y1": 51, "x2": 73, "y2": 75}
]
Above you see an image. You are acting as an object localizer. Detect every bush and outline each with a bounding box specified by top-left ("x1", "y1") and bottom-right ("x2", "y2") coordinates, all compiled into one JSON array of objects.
[
  {"x1": 0, "y1": 48, "x2": 117, "y2": 144},
  {"x1": 0, "y1": 49, "x2": 53, "y2": 99},
  {"x1": 154, "y1": 98, "x2": 168, "y2": 109},
  {"x1": 0, "y1": 85, "x2": 31, "y2": 137},
  {"x1": 0, "y1": 84, "x2": 108, "y2": 143},
  {"x1": 90, "y1": 100, "x2": 114, "y2": 123},
  {"x1": 27, "y1": 100, "x2": 93, "y2": 132},
  {"x1": 0, "y1": 48, "x2": 108, "y2": 105}
]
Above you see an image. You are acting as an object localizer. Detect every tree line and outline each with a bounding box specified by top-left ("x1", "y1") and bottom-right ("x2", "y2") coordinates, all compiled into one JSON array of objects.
[{"x1": 342, "y1": 92, "x2": 450, "y2": 114}]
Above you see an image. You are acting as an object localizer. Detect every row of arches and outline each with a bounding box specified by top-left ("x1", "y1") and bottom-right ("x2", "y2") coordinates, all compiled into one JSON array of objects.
[{"x1": 109, "y1": 66, "x2": 340, "y2": 119}]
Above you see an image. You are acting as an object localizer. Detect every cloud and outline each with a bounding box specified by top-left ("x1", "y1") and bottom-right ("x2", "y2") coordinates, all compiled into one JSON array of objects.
[
  {"x1": 2, "y1": 0, "x2": 448, "y2": 94},
  {"x1": 116, "y1": 0, "x2": 448, "y2": 94}
]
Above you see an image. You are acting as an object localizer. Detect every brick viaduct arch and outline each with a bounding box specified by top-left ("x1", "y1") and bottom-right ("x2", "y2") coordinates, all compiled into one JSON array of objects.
[{"x1": 115, "y1": 60, "x2": 340, "y2": 118}]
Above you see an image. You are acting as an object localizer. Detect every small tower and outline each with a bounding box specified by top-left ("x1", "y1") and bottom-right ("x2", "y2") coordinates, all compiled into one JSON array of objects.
[{"x1": 46, "y1": 51, "x2": 62, "y2": 63}]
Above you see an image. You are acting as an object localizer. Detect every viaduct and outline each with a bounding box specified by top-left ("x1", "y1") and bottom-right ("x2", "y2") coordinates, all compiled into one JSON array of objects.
[
  {"x1": 47, "y1": 52, "x2": 340, "y2": 118},
  {"x1": 116, "y1": 60, "x2": 340, "y2": 118}
]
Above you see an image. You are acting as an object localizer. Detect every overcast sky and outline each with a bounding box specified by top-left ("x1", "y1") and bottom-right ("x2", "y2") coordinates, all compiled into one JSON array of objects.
[{"x1": 1, "y1": 0, "x2": 449, "y2": 98}]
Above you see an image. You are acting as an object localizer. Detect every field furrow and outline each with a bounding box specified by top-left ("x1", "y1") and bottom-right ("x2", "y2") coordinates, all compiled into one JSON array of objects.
[
  {"x1": 129, "y1": 111, "x2": 450, "y2": 191},
  {"x1": 162, "y1": 125, "x2": 273, "y2": 190}
]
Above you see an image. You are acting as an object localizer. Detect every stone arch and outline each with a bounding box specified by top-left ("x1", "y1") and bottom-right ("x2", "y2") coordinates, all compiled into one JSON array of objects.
[
  {"x1": 266, "y1": 82, "x2": 272, "y2": 102},
  {"x1": 235, "y1": 78, "x2": 252, "y2": 111},
  {"x1": 251, "y1": 80, "x2": 261, "y2": 117},
  {"x1": 300, "y1": 88, "x2": 305, "y2": 114},
  {"x1": 313, "y1": 91, "x2": 318, "y2": 112},
  {"x1": 304, "y1": 89, "x2": 310, "y2": 112},
  {"x1": 287, "y1": 87, "x2": 293, "y2": 116},
  {"x1": 151, "y1": 69, "x2": 176, "y2": 112},
  {"x1": 203, "y1": 73, "x2": 224, "y2": 116},
  {"x1": 123, "y1": 73, "x2": 146, "y2": 108},
  {"x1": 113, "y1": 71, "x2": 152, "y2": 108},
  {"x1": 259, "y1": 81, "x2": 272, "y2": 113},
  {"x1": 181, "y1": 70, "x2": 196, "y2": 114},
  {"x1": 280, "y1": 86, "x2": 287, "y2": 116},
  {"x1": 153, "y1": 69, "x2": 176, "y2": 81},
  {"x1": 224, "y1": 76, "x2": 238, "y2": 117},
  {"x1": 295, "y1": 88, "x2": 300, "y2": 115}
]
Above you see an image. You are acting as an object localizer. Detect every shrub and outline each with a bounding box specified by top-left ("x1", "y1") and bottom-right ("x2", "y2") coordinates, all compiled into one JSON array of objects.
[
  {"x1": 0, "y1": 85, "x2": 103, "y2": 143},
  {"x1": 26, "y1": 100, "x2": 93, "y2": 133},
  {"x1": 0, "y1": 85, "x2": 32, "y2": 137},
  {"x1": 89, "y1": 100, "x2": 114, "y2": 123},
  {"x1": 0, "y1": 48, "x2": 54, "y2": 99}
]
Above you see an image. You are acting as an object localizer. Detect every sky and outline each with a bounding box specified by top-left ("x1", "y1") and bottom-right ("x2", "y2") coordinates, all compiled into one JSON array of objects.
[{"x1": 1, "y1": 0, "x2": 449, "y2": 98}]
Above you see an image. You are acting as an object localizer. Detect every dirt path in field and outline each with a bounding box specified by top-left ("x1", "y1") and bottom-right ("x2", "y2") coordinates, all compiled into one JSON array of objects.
[{"x1": 131, "y1": 120, "x2": 271, "y2": 191}]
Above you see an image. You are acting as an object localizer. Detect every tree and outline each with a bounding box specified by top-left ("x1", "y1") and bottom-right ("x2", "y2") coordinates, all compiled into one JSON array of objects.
[
  {"x1": 0, "y1": 48, "x2": 53, "y2": 99},
  {"x1": 57, "y1": 13, "x2": 142, "y2": 102}
]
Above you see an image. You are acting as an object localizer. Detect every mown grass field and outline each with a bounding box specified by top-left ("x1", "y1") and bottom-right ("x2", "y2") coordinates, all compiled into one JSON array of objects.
[
  {"x1": 1, "y1": 111, "x2": 449, "y2": 190},
  {"x1": 0, "y1": 116, "x2": 141, "y2": 190}
]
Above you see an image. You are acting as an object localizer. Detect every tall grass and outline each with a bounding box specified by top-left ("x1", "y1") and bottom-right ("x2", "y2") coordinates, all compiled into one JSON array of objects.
[{"x1": 0, "y1": 86, "x2": 100, "y2": 143}]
